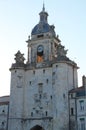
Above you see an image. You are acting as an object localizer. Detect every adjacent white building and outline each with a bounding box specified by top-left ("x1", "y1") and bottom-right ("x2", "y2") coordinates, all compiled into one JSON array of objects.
[
  {"x1": 69, "y1": 76, "x2": 86, "y2": 130},
  {"x1": 0, "y1": 5, "x2": 86, "y2": 130}
]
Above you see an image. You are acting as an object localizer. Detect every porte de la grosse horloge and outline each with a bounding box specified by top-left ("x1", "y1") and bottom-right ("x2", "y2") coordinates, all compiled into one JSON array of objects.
[{"x1": 0, "y1": 5, "x2": 86, "y2": 130}]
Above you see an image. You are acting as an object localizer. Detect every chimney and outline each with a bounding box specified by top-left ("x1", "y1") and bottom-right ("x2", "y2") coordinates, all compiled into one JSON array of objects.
[{"x1": 82, "y1": 75, "x2": 86, "y2": 87}]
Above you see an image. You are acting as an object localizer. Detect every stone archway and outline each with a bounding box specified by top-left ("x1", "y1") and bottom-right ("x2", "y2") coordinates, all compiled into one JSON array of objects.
[{"x1": 30, "y1": 125, "x2": 44, "y2": 130}]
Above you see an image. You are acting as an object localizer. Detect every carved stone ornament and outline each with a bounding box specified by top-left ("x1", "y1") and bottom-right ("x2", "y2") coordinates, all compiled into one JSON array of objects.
[{"x1": 15, "y1": 50, "x2": 25, "y2": 64}]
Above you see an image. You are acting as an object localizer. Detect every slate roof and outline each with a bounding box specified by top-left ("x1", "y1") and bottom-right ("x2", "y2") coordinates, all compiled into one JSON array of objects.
[
  {"x1": 69, "y1": 87, "x2": 85, "y2": 97},
  {"x1": 31, "y1": 6, "x2": 56, "y2": 37},
  {"x1": 0, "y1": 96, "x2": 9, "y2": 105}
]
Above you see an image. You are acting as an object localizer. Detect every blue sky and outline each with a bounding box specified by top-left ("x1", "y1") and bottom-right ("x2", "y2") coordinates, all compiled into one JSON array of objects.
[{"x1": 0, "y1": 0, "x2": 86, "y2": 96}]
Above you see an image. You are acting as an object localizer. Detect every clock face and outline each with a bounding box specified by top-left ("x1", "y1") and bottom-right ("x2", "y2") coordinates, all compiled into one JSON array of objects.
[
  {"x1": 37, "y1": 45, "x2": 43, "y2": 52},
  {"x1": 37, "y1": 45, "x2": 44, "y2": 56}
]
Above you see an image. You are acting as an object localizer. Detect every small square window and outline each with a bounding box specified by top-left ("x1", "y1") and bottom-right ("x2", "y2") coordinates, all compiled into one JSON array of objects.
[
  {"x1": 33, "y1": 70, "x2": 35, "y2": 74},
  {"x1": 31, "y1": 112, "x2": 33, "y2": 117},
  {"x1": 43, "y1": 69, "x2": 45, "y2": 73},
  {"x1": 30, "y1": 81, "x2": 31, "y2": 85},
  {"x1": 46, "y1": 79, "x2": 49, "y2": 83},
  {"x1": 71, "y1": 108, "x2": 74, "y2": 115},
  {"x1": 50, "y1": 95, "x2": 52, "y2": 99},
  {"x1": 71, "y1": 93, "x2": 73, "y2": 98},
  {"x1": 2, "y1": 122, "x2": 4, "y2": 125},
  {"x1": 45, "y1": 111, "x2": 48, "y2": 116},
  {"x1": 2, "y1": 110, "x2": 5, "y2": 113},
  {"x1": 53, "y1": 72, "x2": 55, "y2": 75},
  {"x1": 56, "y1": 65, "x2": 58, "y2": 67}
]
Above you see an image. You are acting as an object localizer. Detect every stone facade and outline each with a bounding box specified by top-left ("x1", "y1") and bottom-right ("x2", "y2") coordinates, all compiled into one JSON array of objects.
[
  {"x1": 0, "y1": 5, "x2": 85, "y2": 130},
  {"x1": 8, "y1": 60, "x2": 78, "y2": 130}
]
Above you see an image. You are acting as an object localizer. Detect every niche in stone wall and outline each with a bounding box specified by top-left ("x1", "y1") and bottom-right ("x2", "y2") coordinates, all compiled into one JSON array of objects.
[
  {"x1": 16, "y1": 75, "x2": 23, "y2": 88},
  {"x1": 38, "y1": 83, "x2": 43, "y2": 94}
]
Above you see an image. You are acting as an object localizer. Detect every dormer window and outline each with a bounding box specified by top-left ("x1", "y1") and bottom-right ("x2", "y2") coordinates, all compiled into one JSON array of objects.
[{"x1": 37, "y1": 34, "x2": 44, "y2": 38}]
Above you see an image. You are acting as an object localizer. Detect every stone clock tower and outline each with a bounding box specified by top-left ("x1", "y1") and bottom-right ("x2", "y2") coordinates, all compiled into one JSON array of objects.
[{"x1": 8, "y1": 5, "x2": 78, "y2": 130}]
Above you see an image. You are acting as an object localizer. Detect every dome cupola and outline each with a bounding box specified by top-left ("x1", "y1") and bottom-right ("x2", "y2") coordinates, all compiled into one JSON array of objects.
[{"x1": 31, "y1": 4, "x2": 56, "y2": 37}]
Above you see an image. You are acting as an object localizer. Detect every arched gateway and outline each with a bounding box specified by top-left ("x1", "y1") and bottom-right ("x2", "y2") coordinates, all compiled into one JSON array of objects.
[{"x1": 30, "y1": 125, "x2": 44, "y2": 130}]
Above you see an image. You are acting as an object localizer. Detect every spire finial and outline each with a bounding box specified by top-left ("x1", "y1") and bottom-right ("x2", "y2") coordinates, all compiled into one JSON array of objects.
[{"x1": 42, "y1": 1, "x2": 45, "y2": 12}]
